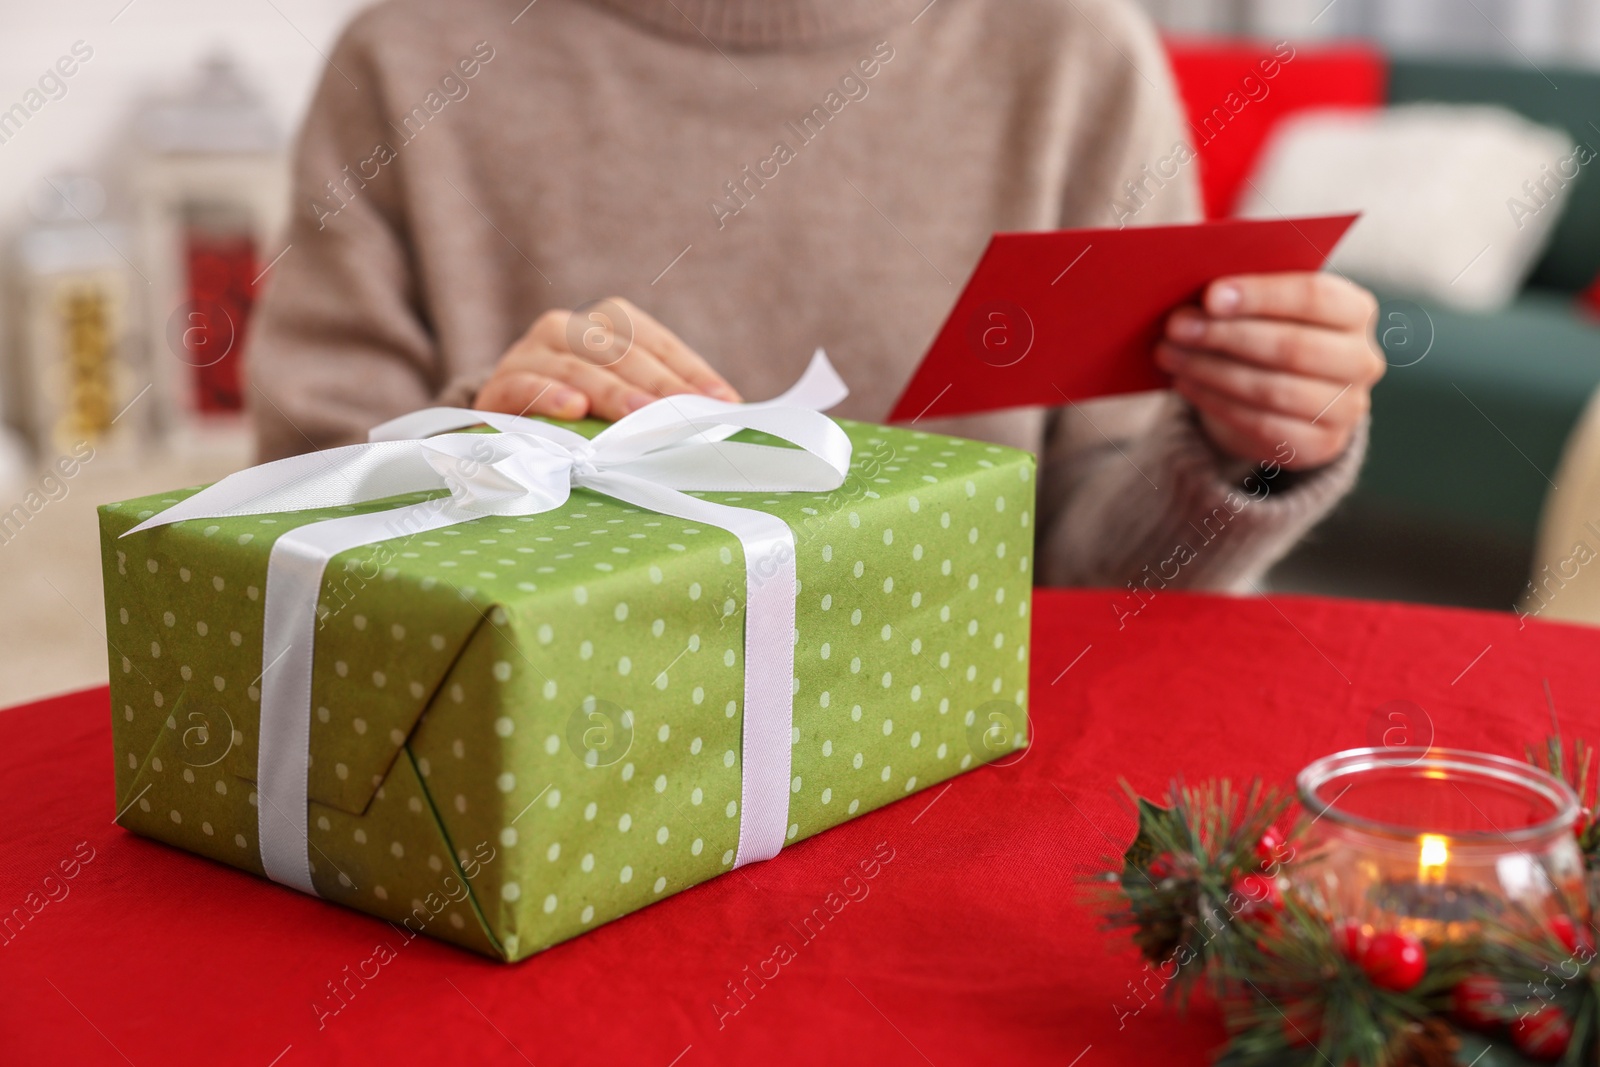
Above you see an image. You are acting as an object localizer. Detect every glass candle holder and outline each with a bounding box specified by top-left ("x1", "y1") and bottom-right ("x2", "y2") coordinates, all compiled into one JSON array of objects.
[{"x1": 1294, "y1": 748, "x2": 1586, "y2": 945}]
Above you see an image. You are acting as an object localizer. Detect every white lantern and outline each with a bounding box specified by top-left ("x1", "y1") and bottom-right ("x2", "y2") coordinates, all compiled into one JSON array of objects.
[
  {"x1": 7, "y1": 176, "x2": 148, "y2": 462},
  {"x1": 132, "y1": 53, "x2": 286, "y2": 442}
]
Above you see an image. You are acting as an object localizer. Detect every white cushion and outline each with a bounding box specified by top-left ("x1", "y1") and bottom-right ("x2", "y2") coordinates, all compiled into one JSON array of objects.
[{"x1": 1237, "y1": 103, "x2": 1578, "y2": 311}]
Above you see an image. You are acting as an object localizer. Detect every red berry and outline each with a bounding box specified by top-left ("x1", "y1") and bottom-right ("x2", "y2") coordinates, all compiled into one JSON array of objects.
[
  {"x1": 1512, "y1": 1005, "x2": 1573, "y2": 1061},
  {"x1": 1148, "y1": 852, "x2": 1175, "y2": 880},
  {"x1": 1360, "y1": 931, "x2": 1427, "y2": 992},
  {"x1": 1551, "y1": 914, "x2": 1593, "y2": 955},
  {"x1": 1451, "y1": 974, "x2": 1507, "y2": 1031},
  {"x1": 1332, "y1": 918, "x2": 1369, "y2": 961},
  {"x1": 1280, "y1": 1008, "x2": 1321, "y2": 1047},
  {"x1": 1255, "y1": 826, "x2": 1286, "y2": 867},
  {"x1": 1233, "y1": 873, "x2": 1282, "y2": 920}
]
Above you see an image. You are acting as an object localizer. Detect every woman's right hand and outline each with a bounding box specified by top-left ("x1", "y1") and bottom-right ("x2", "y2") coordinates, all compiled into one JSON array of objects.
[{"x1": 473, "y1": 297, "x2": 741, "y2": 421}]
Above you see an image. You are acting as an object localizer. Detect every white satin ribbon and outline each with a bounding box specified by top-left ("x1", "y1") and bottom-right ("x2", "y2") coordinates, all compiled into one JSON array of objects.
[{"x1": 126, "y1": 351, "x2": 851, "y2": 895}]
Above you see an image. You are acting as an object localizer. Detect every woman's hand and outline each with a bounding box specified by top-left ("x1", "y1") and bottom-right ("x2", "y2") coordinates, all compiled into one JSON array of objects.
[
  {"x1": 474, "y1": 297, "x2": 740, "y2": 420},
  {"x1": 1156, "y1": 273, "x2": 1385, "y2": 471}
]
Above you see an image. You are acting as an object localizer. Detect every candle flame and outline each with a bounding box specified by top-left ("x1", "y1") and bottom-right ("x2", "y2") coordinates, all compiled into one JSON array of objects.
[{"x1": 1418, "y1": 834, "x2": 1449, "y2": 883}]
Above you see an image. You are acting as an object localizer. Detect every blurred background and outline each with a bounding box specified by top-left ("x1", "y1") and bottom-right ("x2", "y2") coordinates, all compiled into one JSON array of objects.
[{"x1": 0, "y1": 0, "x2": 1597, "y2": 706}]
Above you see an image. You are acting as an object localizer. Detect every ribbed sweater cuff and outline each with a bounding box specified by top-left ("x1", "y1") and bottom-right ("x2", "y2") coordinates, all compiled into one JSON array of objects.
[{"x1": 1044, "y1": 406, "x2": 1368, "y2": 591}]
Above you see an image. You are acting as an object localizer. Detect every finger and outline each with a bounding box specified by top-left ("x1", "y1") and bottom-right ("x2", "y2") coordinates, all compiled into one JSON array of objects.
[
  {"x1": 524, "y1": 307, "x2": 573, "y2": 348},
  {"x1": 1156, "y1": 343, "x2": 1368, "y2": 426},
  {"x1": 1165, "y1": 311, "x2": 1381, "y2": 383},
  {"x1": 1174, "y1": 378, "x2": 1346, "y2": 469},
  {"x1": 605, "y1": 344, "x2": 701, "y2": 402},
  {"x1": 503, "y1": 327, "x2": 688, "y2": 419},
  {"x1": 607, "y1": 298, "x2": 740, "y2": 401},
  {"x1": 653, "y1": 342, "x2": 741, "y2": 401},
  {"x1": 560, "y1": 300, "x2": 708, "y2": 401},
  {"x1": 1204, "y1": 272, "x2": 1378, "y2": 330},
  {"x1": 548, "y1": 355, "x2": 658, "y2": 422},
  {"x1": 560, "y1": 327, "x2": 697, "y2": 403},
  {"x1": 474, "y1": 371, "x2": 590, "y2": 420}
]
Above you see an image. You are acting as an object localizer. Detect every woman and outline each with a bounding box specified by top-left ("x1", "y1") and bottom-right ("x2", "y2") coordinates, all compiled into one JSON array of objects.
[{"x1": 249, "y1": 0, "x2": 1382, "y2": 589}]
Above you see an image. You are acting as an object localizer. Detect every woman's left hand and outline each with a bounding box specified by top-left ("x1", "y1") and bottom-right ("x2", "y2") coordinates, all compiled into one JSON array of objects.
[{"x1": 1156, "y1": 272, "x2": 1386, "y2": 471}]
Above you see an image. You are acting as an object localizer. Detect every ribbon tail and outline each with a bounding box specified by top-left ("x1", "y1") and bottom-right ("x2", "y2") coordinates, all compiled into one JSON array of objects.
[
  {"x1": 588, "y1": 350, "x2": 851, "y2": 461},
  {"x1": 122, "y1": 440, "x2": 448, "y2": 536},
  {"x1": 583, "y1": 470, "x2": 797, "y2": 866},
  {"x1": 613, "y1": 440, "x2": 849, "y2": 493},
  {"x1": 771, "y1": 348, "x2": 849, "y2": 412},
  {"x1": 256, "y1": 497, "x2": 477, "y2": 895}
]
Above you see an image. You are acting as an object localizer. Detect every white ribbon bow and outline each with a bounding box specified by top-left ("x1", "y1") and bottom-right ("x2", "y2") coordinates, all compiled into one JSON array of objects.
[{"x1": 127, "y1": 352, "x2": 851, "y2": 896}]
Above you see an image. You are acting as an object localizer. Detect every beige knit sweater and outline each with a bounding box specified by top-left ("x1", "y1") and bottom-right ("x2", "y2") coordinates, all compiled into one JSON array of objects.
[{"x1": 247, "y1": 0, "x2": 1365, "y2": 589}]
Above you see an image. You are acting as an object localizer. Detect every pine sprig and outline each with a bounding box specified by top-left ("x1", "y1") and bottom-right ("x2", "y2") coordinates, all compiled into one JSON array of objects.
[
  {"x1": 1103, "y1": 778, "x2": 1295, "y2": 1003},
  {"x1": 1099, "y1": 736, "x2": 1600, "y2": 1066},
  {"x1": 1524, "y1": 736, "x2": 1592, "y2": 805},
  {"x1": 1214, "y1": 898, "x2": 1479, "y2": 1067},
  {"x1": 1527, "y1": 735, "x2": 1598, "y2": 860},
  {"x1": 1471, "y1": 907, "x2": 1600, "y2": 1064}
]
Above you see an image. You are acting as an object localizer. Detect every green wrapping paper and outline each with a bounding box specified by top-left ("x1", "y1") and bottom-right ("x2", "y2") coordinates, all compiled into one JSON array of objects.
[{"x1": 98, "y1": 417, "x2": 1035, "y2": 961}]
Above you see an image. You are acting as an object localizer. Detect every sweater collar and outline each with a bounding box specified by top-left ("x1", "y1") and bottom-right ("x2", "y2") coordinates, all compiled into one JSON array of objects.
[{"x1": 580, "y1": 0, "x2": 913, "y2": 49}]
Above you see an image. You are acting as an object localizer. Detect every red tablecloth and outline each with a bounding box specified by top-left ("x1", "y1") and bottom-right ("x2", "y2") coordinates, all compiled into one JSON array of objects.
[{"x1": 4, "y1": 589, "x2": 1597, "y2": 1066}]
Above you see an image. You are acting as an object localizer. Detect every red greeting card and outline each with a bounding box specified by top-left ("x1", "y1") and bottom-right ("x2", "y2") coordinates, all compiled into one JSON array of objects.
[{"x1": 887, "y1": 214, "x2": 1358, "y2": 423}]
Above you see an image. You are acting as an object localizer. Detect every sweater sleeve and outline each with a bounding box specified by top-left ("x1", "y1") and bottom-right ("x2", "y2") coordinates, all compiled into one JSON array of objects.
[
  {"x1": 246, "y1": 14, "x2": 481, "y2": 462},
  {"x1": 1035, "y1": 2, "x2": 1364, "y2": 589},
  {"x1": 1038, "y1": 394, "x2": 1368, "y2": 589}
]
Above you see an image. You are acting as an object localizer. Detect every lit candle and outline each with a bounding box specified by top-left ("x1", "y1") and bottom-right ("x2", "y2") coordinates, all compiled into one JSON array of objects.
[
  {"x1": 1418, "y1": 834, "x2": 1449, "y2": 884},
  {"x1": 1299, "y1": 749, "x2": 1589, "y2": 948}
]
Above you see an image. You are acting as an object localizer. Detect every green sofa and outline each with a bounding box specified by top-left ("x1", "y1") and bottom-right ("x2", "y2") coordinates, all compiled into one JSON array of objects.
[{"x1": 1283, "y1": 59, "x2": 1600, "y2": 607}]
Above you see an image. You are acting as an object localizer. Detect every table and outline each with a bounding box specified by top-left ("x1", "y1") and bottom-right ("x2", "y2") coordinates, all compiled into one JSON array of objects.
[{"x1": 4, "y1": 589, "x2": 1597, "y2": 1066}]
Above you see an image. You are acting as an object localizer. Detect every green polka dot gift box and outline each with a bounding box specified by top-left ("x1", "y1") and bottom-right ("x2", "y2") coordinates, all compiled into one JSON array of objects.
[{"x1": 97, "y1": 414, "x2": 1034, "y2": 962}]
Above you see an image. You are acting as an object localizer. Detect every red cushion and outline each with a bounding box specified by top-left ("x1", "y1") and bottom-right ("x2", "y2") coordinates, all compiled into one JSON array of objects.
[
  {"x1": 1165, "y1": 41, "x2": 1389, "y2": 218},
  {"x1": 1582, "y1": 274, "x2": 1600, "y2": 317}
]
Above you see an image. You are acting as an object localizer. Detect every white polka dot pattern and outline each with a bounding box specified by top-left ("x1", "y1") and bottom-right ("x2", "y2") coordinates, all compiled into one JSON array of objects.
[{"x1": 98, "y1": 418, "x2": 1033, "y2": 962}]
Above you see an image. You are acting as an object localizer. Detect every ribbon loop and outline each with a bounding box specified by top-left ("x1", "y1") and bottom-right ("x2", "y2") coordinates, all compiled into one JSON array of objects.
[{"x1": 416, "y1": 432, "x2": 576, "y2": 516}]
